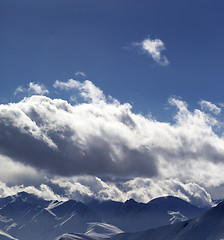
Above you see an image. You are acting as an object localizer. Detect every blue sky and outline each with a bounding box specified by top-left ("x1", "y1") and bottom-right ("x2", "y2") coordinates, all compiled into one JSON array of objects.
[
  {"x1": 1, "y1": 0, "x2": 224, "y2": 119},
  {"x1": 0, "y1": 0, "x2": 224, "y2": 203}
]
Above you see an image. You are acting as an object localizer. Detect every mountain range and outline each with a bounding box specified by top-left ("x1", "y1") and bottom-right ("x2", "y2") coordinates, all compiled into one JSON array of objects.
[
  {"x1": 0, "y1": 192, "x2": 222, "y2": 240},
  {"x1": 57, "y1": 201, "x2": 224, "y2": 240}
]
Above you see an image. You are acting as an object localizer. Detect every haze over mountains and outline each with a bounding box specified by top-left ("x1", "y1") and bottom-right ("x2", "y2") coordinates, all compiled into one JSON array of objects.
[{"x1": 0, "y1": 192, "x2": 222, "y2": 240}]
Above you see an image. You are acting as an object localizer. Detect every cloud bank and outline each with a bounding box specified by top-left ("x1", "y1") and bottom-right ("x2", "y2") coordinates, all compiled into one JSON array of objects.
[
  {"x1": 0, "y1": 177, "x2": 212, "y2": 207},
  {"x1": 50, "y1": 176, "x2": 212, "y2": 207},
  {"x1": 0, "y1": 79, "x2": 224, "y2": 205},
  {"x1": 1, "y1": 79, "x2": 224, "y2": 184}
]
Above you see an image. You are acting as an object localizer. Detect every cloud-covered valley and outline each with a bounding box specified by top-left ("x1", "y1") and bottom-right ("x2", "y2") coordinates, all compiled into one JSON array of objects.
[{"x1": 0, "y1": 79, "x2": 224, "y2": 206}]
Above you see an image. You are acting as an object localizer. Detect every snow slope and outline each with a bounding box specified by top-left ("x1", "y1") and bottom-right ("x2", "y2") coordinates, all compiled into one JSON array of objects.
[
  {"x1": 0, "y1": 192, "x2": 101, "y2": 240},
  {"x1": 0, "y1": 230, "x2": 18, "y2": 240},
  {"x1": 111, "y1": 201, "x2": 224, "y2": 240},
  {"x1": 85, "y1": 222, "x2": 123, "y2": 239},
  {"x1": 87, "y1": 196, "x2": 207, "y2": 232},
  {"x1": 56, "y1": 222, "x2": 123, "y2": 240},
  {"x1": 56, "y1": 233, "x2": 95, "y2": 240}
]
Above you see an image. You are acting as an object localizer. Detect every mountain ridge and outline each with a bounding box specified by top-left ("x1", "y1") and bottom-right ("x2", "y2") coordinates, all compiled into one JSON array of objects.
[
  {"x1": 110, "y1": 200, "x2": 224, "y2": 240},
  {"x1": 57, "y1": 200, "x2": 224, "y2": 240},
  {"x1": 0, "y1": 192, "x2": 211, "y2": 240}
]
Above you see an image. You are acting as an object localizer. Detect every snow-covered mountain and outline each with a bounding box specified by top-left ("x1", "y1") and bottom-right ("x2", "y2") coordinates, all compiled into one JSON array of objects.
[
  {"x1": 57, "y1": 201, "x2": 224, "y2": 240},
  {"x1": 0, "y1": 192, "x2": 210, "y2": 240},
  {"x1": 110, "y1": 200, "x2": 224, "y2": 240},
  {"x1": 87, "y1": 196, "x2": 207, "y2": 232},
  {"x1": 0, "y1": 192, "x2": 101, "y2": 240}
]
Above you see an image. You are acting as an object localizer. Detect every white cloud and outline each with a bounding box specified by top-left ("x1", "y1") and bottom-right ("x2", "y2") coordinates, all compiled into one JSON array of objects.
[
  {"x1": 134, "y1": 37, "x2": 169, "y2": 66},
  {"x1": 4, "y1": 79, "x2": 224, "y2": 205},
  {"x1": 0, "y1": 176, "x2": 212, "y2": 207},
  {"x1": 124, "y1": 178, "x2": 212, "y2": 207},
  {"x1": 54, "y1": 79, "x2": 105, "y2": 103},
  {"x1": 1, "y1": 80, "x2": 224, "y2": 193},
  {"x1": 14, "y1": 86, "x2": 25, "y2": 95},
  {"x1": 199, "y1": 100, "x2": 221, "y2": 115},
  {"x1": 53, "y1": 79, "x2": 81, "y2": 89},
  {"x1": 0, "y1": 181, "x2": 66, "y2": 201},
  {"x1": 0, "y1": 155, "x2": 40, "y2": 185},
  {"x1": 14, "y1": 82, "x2": 49, "y2": 96},
  {"x1": 75, "y1": 71, "x2": 86, "y2": 77},
  {"x1": 51, "y1": 176, "x2": 212, "y2": 207},
  {"x1": 23, "y1": 184, "x2": 67, "y2": 201},
  {"x1": 28, "y1": 82, "x2": 49, "y2": 95}
]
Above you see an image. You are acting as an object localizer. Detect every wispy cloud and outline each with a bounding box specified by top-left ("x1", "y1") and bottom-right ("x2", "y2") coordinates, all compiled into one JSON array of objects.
[
  {"x1": 50, "y1": 176, "x2": 212, "y2": 207},
  {"x1": 134, "y1": 37, "x2": 169, "y2": 66},
  {"x1": 54, "y1": 79, "x2": 105, "y2": 103},
  {"x1": 0, "y1": 176, "x2": 212, "y2": 207},
  {"x1": 0, "y1": 181, "x2": 66, "y2": 201},
  {"x1": 14, "y1": 82, "x2": 49, "y2": 96},
  {"x1": 53, "y1": 79, "x2": 81, "y2": 90},
  {"x1": 14, "y1": 86, "x2": 25, "y2": 95},
  {"x1": 199, "y1": 100, "x2": 221, "y2": 115},
  {"x1": 75, "y1": 71, "x2": 86, "y2": 77},
  {"x1": 28, "y1": 82, "x2": 49, "y2": 95}
]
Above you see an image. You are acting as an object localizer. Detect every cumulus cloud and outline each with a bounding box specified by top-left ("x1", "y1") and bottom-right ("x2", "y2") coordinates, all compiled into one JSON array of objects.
[
  {"x1": 2, "y1": 79, "x2": 224, "y2": 206},
  {"x1": 134, "y1": 37, "x2": 169, "y2": 66},
  {"x1": 199, "y1": 100, "x2": 221, "y2": 115},
  {"x1": 0, "y1": 95, "x2": 157, "y2": 177},
  {"x1": 1, "y1": 79, "x2": 224, "y2": 191}
]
